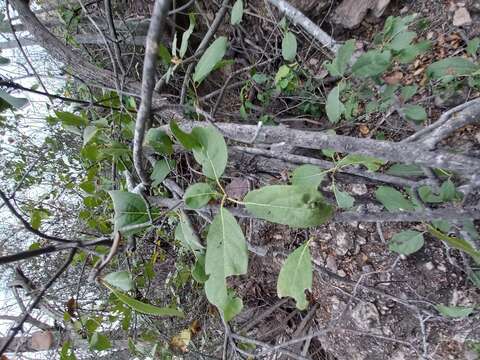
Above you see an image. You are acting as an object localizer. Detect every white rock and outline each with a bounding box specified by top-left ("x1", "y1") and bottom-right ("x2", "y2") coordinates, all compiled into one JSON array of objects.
[
  {"x1": 337, "y1": 269, "x2": 346, "y2": 277},
  {"x1": 351, "y1": 302, "x2": 380, "y2": 331},
  {"x1": 351, "y1": 183, "x2": 368, "y2": 196},
  {"x1": 437, "y1": 263, "x2": 447, "y2": 272},
  {"x1": 326, "y1": 255, "x2": 337, "y2": 272},
  {"x1": 335, "y1": 230, "x2": 353, "y2": 255},
  {"x1": 424, "y1": 262, "x2": 435, "y2": 271},
  {"x1": 453, "y1": 7, "x2": 472, "y2": 26}
]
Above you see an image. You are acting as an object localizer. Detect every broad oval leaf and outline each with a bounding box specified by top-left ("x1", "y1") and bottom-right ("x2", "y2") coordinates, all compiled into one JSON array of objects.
[
  {"x1": 230, "y1": 0, "x2": 244, "y2": 25},
  {"x1": 386, "y1": 164, "x2": 424, "y2": 177},
  {"x1": 191, "y1": 126, "x2": 228, "y2": 180},
  {"x1": 282, "y1": 31, "x2": 297, "y2": 61},
  {"x1": 402, "y1": 104, "x2": 427, "y2": 122},
  {"x1": 435, "y1": 304, "x2": 474, "y2": 318},
  {"x1": 193, "y1": 36, "x2": 228, "y2": 83},
  {"x1": 427, "y1": 57, "x2": 478, "y2": 79},
  {"x1": 277, "y1": 242, "x2": 312, "y2": 310},
  {"x1": 243, "y1": 185, "x2": 333, "y2": 228},
  {"x1": 104, "y1": 282, "x2": 184, "y2": 317},
  {"x1": 204, "y1": 208, "x2": 248, "y2": 320},
  {"x1": 326, "y1": 85, "x2": 345, "y2": 123},
  {"x1": 352, "y1": 50, "x2": 391, "y2": 78},
  {"x1": 184, "y1": 182, "x2": 216, "y2": 208},
  {"x1": 290, "y1": 164, "x2": 325, "y2": 188},
  {"x1": 374, "y1": 186, "x2": 415, "y2": 212},
  {"x1": 109, "y1": 191, "x2": 150, "y2": 235},
  {"x1": 388, "y1": 230, "x2": 424, "y2": 255}
]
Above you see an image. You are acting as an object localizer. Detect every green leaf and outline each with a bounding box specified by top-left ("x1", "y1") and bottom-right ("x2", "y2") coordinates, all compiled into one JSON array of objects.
[
  {"x1": 151, "y1": 159, "x2": 176, "y2": 187},
  {"x1": 55, "y1": 111, "x2": 88, "y2": 127},
  {"x1": 180, "y1": 14, "x2": 195, "y2": 58},
  {"x1": 104, "y1": 282, "x2": 184, "y2": 317},
  {"x1": 400, "y1": 85, "x2": 418, "y2": 101},
  {"x1": 145, "y1": 128, "x2": 173, "y2": 155},
  {"x1": 277, "y1": 242, "x2": 312, "y2": 310},
  {"x1": 0, "y1": 56, "x2": 10, "y2": 65},
  {"x1": 324, "y1": 39, "x2": 355, "y2": 77},
  {"x1": 396, "y1": 41, "x2": 431, "y2": 64},
  {"x1": 440, "y1": 179, "x2": 456, "y2": 202},
  {"x1": 175, "y1": 212, "x2": 204, "y2": 254},
  {"x1": 204, "y1": 208, "x2": 248, "y2": 321},
  {"x1": 386, "y1": 164, "x2": 424, "y2": 177},
  {"x1": 388, "y1": 230, "x2": 424, "y2": 255},
  {"x1": 282, "y1": 31, "x2": 297, "y2": 61},
  {"x1": 333, "y1": 185, "x2": 355, "y2": 209},
  {"x1": 108, "y1": 191, "x2": 150, "y2": 235},
  {"x1": 417, "y1": 185, "x2": 442, "y2": 203},
  {"x1": 30, "y1": 209, "x2": 50, "y2": 230},
  {"x1": 157, "y1": 43, "x2": 172, "y2": 65},
  {"x1": 0, "y1": 89, "x2": 28, "y2": 109},
  {"x1": 427, "y1": 57, "x2": 478, "y2": 79},
  {"x1": 389, "y1": 31, "x2": 416, "y2": 51},
  {"x1": 352, "y1": 50, "x2": 391, "y2": 78},
  {"x1": 193, "y1": 36, "x2": 228, "y2": 83},
  {"x1": 325, "y1": 85, "x2": 345, "y2": 123},
  {"x1": 89, "y1": 332, "x2": 111, "y2": 351},
  {"x1": 230, "y1": 0, "x2": 244, "y2": 25},
  {"x1": 104, "y1": 271, "x2": 134, "y2": 292},
  {"x1": 83, "y1": 126, "x2": 97, "y2": 146},
  {"x1": 402, "y1": 104, "x2": 427, "y2": 122},
  {"x1": 184, "y1": 182, "x2": 216, "y2": 208},
  {"x1": 428, "y1": 225, "x2": 480, "y2": 264},
  {"x1": 222, "y1": 291, "x2": 243, "y2": 322},
  {"x1": 375, "y1": 186, "x2": 415, "y2": 212},
  {"x1": 467, "y1": 37, "x2": 480, "y2": 56},
  {"x1": 191, "y1": 126, "x2": 228, "y2": 180},
  {"x1": 192, "y1": 254, "x2": 208, "y2": 283},
  {"x1": 275, "y1": 64, "x2": 291, "y2": 85},
  {"x1": 435, "y1": 304, "x2": 474, "y2": 318},
  {"x1": 170, "y1": 121, "x2": 201, "y2": 150},
  {"x1": 244, "y1": 185, "x2": 333, "y2": 228},
  {"x1": 337, "y1": 154, "x2": 385, "y2": 172},
  {"x1": 290, "y1": 165, "x2": 325, "y2": 188}
]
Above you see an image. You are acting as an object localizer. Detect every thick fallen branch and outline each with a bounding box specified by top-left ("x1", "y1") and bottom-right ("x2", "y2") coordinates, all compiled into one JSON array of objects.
[
  {"x1": 166, "y1": 122, "x2": 480, "y2": 175},
  {"x1": 148, "y1": 197, "x2": 480, "y2": 223},
  {"x1": 266, "y1": 0, "x2": 339, "y2": 53}
]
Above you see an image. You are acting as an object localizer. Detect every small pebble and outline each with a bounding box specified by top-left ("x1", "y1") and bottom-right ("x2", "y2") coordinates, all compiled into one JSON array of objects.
[
  {"x1": 437, "y1": 263, "x2": 447, "y2": 272},
  {"x1": 424, "y1": 262, "x2": 435, "y2": 271},
  {"x1": 337, "y1": 269, "x2": 346, "y2": 277}
]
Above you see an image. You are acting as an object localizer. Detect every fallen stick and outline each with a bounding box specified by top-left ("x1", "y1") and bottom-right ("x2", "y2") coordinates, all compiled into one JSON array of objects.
[{"x1": 166, "y1": 121, "x2": 480, "y2": 175}]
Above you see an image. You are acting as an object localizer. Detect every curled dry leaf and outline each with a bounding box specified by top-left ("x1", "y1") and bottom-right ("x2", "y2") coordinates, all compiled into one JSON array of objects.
[
  {"x1": 31, "y1": 331, "x2": 54, "y2": 351},
  {"x1": 383, "y1": 71, "x2": 403, "y2": 85}
]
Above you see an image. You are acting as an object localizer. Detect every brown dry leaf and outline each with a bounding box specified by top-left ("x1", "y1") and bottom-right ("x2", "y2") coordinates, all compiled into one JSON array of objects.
[
  {"x1": 1, "y1": 355, "x2": 9, "y2": 360},
  {"x1": 170, "y1": 329, "x2": 191, "y2": 353},
  {"x1": 383, "y1": 71, "x2": 403, "y2": 85},
  {"x1": 66, "y1": 298, "x2": 77, "y2": 317},
  {"x1": 359, "y1": 125, "x2": 370, "y2": 136},
  {"x1": 31, "y1": 331, "x2": 54, "y2": 351},
  {"x1": 189, "y1": 320, "x2": 201, "y2": 336},
  {"x1": 225, "y1": 177, "x2": 250, "y2": 200}
]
